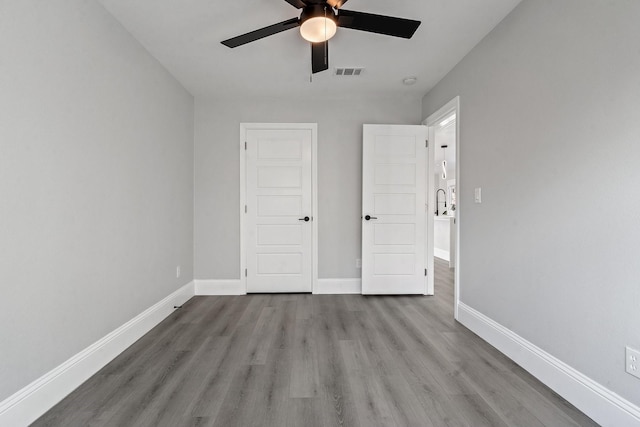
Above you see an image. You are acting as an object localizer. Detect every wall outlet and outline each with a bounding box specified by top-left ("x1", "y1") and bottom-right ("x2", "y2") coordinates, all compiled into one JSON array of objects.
[
  {"x1": 356, "y1": 258, "x2": 362, "y2": 269},
  {"x1": 176, "y1": 265, "x2": 181, "y2": 279},
  {"x1": 626, "y1": 347, "x2": 640, "y2": 379}
]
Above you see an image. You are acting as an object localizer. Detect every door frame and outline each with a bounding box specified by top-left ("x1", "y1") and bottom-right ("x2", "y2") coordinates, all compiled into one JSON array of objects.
[
  {"x1": 424, "y1": 97, "x2": 460, "y2": 319},
  {"x1": 239, "y1": 123, "x2": 318, "y2": 293}
]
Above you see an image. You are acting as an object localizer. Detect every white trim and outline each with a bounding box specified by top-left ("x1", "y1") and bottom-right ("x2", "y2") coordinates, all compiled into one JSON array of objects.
[
  {"x1": 458, "y1": 302, "x2": 640, "y2": 427},
  {"x1": 194, "y1": 279, "x2": 245, "y2": 295},
  {"x1": 239, "y1": 124, "x2": 247, "y2": 292},
  {"x1": 311, "y1": 126, "x2": 318, "y2": 294},
  {"x1": 194, "y1": 279, "x2": 360, "y2": 295},
  {"x1": 425, "y1": 124, "x2": 435, "y2": 296},
  {"x1": 0, "y1": 281, "x2": 195, "y2": 427},
  {"x1": 433, "y1": 248, "x2": 450, "y2": 262},
  {"x1": 239, "y1": 123, "x2": 318, "y2": 294},
  {"x1": 424, "y1": 96, "x2": 461, "y2": 318},
  {"x1": 315, "y1": 278, "x2": 362, "y2": 294}
]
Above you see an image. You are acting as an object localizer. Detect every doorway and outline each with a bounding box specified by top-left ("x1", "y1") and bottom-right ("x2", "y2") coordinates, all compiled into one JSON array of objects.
[
  {"x1": 425, "y1": 97, "x2": 460, "y2": 319},
  {"x1": 240, "y1": 123, "x2": 318, "y2": 293}
]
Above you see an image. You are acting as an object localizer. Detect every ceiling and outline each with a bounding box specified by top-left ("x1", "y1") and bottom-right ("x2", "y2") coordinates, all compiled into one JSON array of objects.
[{"x1": 98, "y1": 0, "x2": 522, "y2": 100}]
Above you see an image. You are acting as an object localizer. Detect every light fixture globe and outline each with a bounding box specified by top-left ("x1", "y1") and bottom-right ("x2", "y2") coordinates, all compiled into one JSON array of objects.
[{"x1": 300, "y1": 5, "x2": 337, "y2": 43}]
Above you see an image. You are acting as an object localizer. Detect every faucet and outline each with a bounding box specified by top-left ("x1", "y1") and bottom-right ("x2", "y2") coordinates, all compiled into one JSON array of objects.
[{"x1": 436, "y1": 189, "x2": 447, "y2": 216}]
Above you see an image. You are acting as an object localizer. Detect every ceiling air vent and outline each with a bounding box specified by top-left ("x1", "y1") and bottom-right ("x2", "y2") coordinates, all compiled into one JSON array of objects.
[{"x1": 335, "y1": 67, "x2": 364, "y2": 76}]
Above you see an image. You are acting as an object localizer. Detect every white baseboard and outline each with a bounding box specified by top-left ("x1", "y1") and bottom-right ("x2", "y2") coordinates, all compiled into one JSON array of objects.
[
  {"x1": 194, "y1": 279, "x2": 363, "y2": 295},
  {"x1": 457, "y1": 302, "x2": 640, "y2": 427},
  {"x1": 434, "y1": 248, "x2": 450, "y2": 261},
  {"x1": 315, "y1": 278, "x2": 361, "y2": 294},
  {"x1": 0, "y1": 281, "x2": 195, "y2": 427},
  {"x1": 195, "y1": 279, "x2": 246, "y2": 295}
]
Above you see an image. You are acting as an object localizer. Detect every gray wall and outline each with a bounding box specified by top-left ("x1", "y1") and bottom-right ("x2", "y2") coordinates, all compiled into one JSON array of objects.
[
  {"x1": 194, "y1": 96, "x2": 422, "y2": 280},
  {"x1": 0, "y1": 1, "x2": 194, "y2": 401},
  {"x1": 423, "y1": 0, "x2": 640, "y2": 404}
]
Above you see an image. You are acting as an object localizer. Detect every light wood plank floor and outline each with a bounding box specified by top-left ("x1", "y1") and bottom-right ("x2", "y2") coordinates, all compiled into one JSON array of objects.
[{"x1": 33, "y1": 258, "x2": 599, "y2": 426}]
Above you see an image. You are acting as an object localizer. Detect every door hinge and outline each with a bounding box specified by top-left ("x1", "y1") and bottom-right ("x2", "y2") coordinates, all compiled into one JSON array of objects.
[
  {"x1": 426, "y1": 139, "x2": 429, "y2": 148},
  {"x1": 244, "y1": 141, "x2": 247, "y2": 150},
  {"x1": 245, "y1": 268, "x2": 247, "y2": 277},
  {"x1": 245, "y1": 205, "x2": 247, "y2": 213},
  {"x1": 425, "y1": 269, "x2": 428, "y2": 276}
]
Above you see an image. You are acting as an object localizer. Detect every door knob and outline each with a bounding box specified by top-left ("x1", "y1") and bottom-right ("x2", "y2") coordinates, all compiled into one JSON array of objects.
[
  {"x1": 364, "y1": 215, "x2": 377, "y2": 221},
  {"x1": 299, "y1": 216, "x2": 310, "y2": 222}
]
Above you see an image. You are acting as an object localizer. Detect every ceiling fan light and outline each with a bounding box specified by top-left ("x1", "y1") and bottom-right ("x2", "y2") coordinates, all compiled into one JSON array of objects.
[{"x1": 300, "y1": 16, "x2": 337, "y2": 43}]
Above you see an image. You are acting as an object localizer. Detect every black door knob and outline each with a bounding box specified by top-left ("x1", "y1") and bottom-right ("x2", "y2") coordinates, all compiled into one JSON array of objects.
[
  {"x1": 364, "y1": 215, "x2": 378, "y2": 221},
  {"x1": 299, "y1": 216, "x2": 310, "y2": 222}
]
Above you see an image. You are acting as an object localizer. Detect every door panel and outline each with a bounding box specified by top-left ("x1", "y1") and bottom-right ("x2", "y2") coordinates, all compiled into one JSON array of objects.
[
  {"x1": 375, "y1": 164, "x2": 416, "y2": 185},
  {"x1": 257, "y1": 225, "x2": 302, "y2": 245},
  {"x1": 374, "y1": 224, "x2": 416, "y2": 245},
  {"x1": 257, "y1": 195, "x2": 302, "y2": 216},
  {"x1": 257, "y1": 166, "x2": 302, "y2": 188},
  {"x1": 374, "y1": 193, "x2": 416, "y2": 214},
  {"x1": 246, "y1": 128, "x2": 313, "y2": 293},
  {"x1": 257, "y1": 253, "x2": 302, "y2": 274},
  {"x1": 362, "y1": 125, "x2": 427, "y2": 295}
]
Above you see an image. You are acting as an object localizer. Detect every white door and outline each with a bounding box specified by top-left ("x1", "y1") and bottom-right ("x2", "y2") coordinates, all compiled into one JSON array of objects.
[
  {"x1": 362, "y1": 125, "x2": 428, "y2": 294},
  {"x1": 245, "y1": 127, "x2": 313, "y2": 293}
]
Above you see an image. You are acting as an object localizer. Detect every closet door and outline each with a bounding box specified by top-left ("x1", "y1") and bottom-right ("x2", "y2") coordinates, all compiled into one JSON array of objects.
[{"x1": 245, "y1": 128, "x2": 313, "y2": 293}]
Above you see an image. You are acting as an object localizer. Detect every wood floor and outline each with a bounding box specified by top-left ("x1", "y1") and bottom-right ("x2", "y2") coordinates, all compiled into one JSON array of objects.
[{"x1": 33, "y1": 258, "x2": 599, "y2": 427}]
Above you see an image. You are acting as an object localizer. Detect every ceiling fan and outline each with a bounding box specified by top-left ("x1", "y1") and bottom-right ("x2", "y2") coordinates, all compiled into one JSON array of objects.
[{"x1": 221, "y1": 0, "x2": 421, "y2": 74}]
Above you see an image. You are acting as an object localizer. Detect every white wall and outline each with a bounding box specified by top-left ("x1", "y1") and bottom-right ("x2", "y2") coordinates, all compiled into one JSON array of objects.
[
  {"x1": 423, "y1": 0, "x2": 640, "y2": 405},
  {"x1": 0, "y1": 1, "x2": 194, "y2": 401},
  {"x1": 194, "y1": 96, "x2": 422, "y2": 280}
]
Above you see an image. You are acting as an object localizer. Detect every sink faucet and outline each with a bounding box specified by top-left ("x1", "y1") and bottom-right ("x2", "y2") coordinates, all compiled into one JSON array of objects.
[{"x1": 436, "y1": 189, "x2": 447, "y2": 216}]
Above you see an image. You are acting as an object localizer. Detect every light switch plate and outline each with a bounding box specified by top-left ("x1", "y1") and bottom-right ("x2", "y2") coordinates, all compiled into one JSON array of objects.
[{"x1": 474, "y1": 187, "x2": 482, "y2": 204}]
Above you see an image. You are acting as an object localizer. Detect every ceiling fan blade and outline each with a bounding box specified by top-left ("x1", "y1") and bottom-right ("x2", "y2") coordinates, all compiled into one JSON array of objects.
[
  {"x1": 221, "y1": 18, "x2": 300, "y2": 48},
  {"x1": 337, "y1": 9, "x2": 421, "y2": 39},
  {"x1": 311, "y1": 41, "x2": 329, "y2": 74},
  {"x1": 326, "y1": 0, "x2": 348, "y2": 9},
  {"x1": 284, "y1": 0, "x2": 307, "y2": 8}
]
